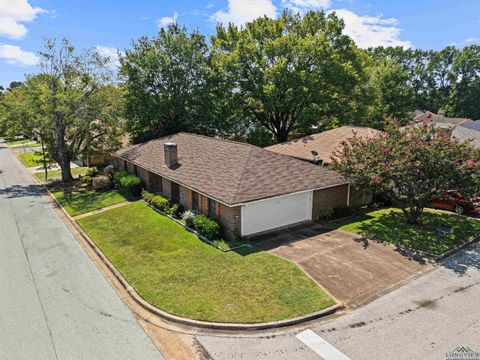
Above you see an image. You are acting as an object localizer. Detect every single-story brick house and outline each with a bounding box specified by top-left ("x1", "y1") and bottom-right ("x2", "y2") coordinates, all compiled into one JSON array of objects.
[{"x1": 112, "y1": 132, "x2": 350, "y2": 240}]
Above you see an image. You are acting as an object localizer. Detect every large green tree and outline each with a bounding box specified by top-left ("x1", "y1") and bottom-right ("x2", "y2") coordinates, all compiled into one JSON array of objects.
[
  {"x1": 211, "y1": 10, "x2": 370, "y2": 143},
  {"x1": 332, "y1": 121, "x2": 480, "y2": 225},
  {"x1": 120, "y1": 23, "x2": 211, "y2": 142},
  {"x1": 368, "y1": 57, "x2": 414, "y2": 126},
  {"x1": 34, "y1": 38, "x2": 123, "y2": 181}
]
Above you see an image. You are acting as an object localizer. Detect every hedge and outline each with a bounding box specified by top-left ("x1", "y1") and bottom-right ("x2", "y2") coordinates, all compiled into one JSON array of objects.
[{"x1": 114, "y1": 171, "x2": 142, "y2": 196}]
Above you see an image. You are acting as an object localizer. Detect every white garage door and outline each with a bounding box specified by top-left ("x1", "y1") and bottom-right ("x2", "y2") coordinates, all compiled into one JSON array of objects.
[{"x1": 241, "y1": 191, "x2": 313, "y2": 236}]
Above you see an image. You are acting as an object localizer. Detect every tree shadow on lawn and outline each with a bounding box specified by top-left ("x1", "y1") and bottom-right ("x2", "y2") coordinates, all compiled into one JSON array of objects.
[{"x1": 334, "y1": 209, "x2": 480, "y2": 261}]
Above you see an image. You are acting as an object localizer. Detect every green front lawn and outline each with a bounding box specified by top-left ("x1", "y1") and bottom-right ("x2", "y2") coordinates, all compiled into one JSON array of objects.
[
  {"x1": 50, "y1": 183, "x2": 127, "y2": 216},
  {"x1": 77, "y1": 202, "x2": 335, "y2": 323},
  {"x1": 334, "y1": 207, "x2": 480, "y2": 255},
  {"x1": 18, "y1": 151, "x2": 47, "y2": 167},
  {"x1": 35, "y1": 167, "x2": 89, "y2": 184}
]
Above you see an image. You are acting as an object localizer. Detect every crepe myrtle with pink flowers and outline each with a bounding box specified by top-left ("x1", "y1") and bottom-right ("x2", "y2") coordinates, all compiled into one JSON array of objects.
[{"x1": 332, "y1": 119, "x2": 480, "y2": 225}]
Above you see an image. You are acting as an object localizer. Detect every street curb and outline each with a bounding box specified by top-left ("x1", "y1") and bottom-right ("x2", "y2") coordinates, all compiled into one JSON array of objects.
[{"x1": 32, "y1": 175, "x2": 344, "y2": 332}]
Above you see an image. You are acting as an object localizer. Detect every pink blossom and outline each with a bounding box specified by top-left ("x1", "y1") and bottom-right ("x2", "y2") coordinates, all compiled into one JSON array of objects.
[{"x1": 374, "y1": 176, "x2": 382, "y2": 185}]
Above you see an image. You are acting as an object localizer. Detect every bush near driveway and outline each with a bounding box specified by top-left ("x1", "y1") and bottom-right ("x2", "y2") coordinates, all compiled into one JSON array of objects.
[
  {"x1": 50, "y1": 183, "x2": 127, "y2": 217},
  {"x1": 77, "y1": 202, "x2": 335, "y2": 323},
  {"x1": 334, "y1": 207, "x2": 480, "y2": 255}
]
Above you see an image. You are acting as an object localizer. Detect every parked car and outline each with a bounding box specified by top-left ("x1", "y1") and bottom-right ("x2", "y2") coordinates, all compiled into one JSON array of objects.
[{"x1": 429, "y1": 191, "x2": 480, "y2": 215}]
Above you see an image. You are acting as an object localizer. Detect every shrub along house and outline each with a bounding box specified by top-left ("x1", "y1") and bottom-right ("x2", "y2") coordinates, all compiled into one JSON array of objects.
[
  {"x1": 112, "y1": 133, "x2": 349, "y2": 240},
  {"x1": 265, "y1": 126, "x2": 382, "y2": 207}
]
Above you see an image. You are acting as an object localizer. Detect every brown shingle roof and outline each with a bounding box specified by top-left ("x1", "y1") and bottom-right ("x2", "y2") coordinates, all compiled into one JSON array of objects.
[
  {"x1": 114, "y1": 132, "x2": 347, "y2": 205},
  {"x1": 413, "y1": 111, "x2": 472, "y2": 126},
  {"x1": 266, "y1": 126, "x2": 382, "y2": 164}
]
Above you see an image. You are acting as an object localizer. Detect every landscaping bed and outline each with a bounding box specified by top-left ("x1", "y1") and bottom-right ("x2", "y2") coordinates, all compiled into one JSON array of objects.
[
  {"x1": 77, "y1": 202, "x2": 335, "y2": 323},
  {"x1": 332, "y1": 207, "x2": 480, "y2": 256}
]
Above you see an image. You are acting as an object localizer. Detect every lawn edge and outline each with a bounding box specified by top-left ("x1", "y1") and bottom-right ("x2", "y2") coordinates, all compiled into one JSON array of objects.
[
  {"x1": 334, "y1": 227, "x2": 480, "y2": 262},
  {"x1": 34, "y1": 175, "x2": 344, "y2": 331}
]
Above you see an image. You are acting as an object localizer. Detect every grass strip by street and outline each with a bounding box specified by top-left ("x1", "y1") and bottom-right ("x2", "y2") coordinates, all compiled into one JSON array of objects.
[
  {"x1": 333, "y1": 207, "x2": 480, "y2": 255},
  {"x1": 35, "y1": 167, "x2": 89, "y2": 183},
  {"x1": 13, "y1": 142, "x2": 42, "y2": 148},
  {"x1": 6, "y1": 138, "x2": 34, "y2": 146},
  {"x1": 77, "y1": 202, "x2": 335, "y2": 324},
  {"x1": 49, "y1": 183, "x2": 127, "y2": 217},
  {"x1": 18, "y1": 151, "x2": 49, "y2": 167}
]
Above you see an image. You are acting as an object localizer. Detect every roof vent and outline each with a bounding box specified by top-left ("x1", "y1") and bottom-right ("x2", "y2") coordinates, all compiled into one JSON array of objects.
[{"x1": 164, "y1": 142, "x2": 177, "y2": 168}]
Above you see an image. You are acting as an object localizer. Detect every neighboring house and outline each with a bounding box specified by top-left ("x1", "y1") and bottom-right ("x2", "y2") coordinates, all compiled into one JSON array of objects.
[
  {"x1": 453, "y1": 120, "x2": 480, "y2": 148},
  {"x1": 406, "y1": 112, "x2": 480, "y2": 148},
  {"x1": 265, "y1": 126, "x2": 383, "y2": 207},
  {"x1": 411, "y1": 111, "x2": 472, "y2": 128},
  {"x1": 112, "y1": 133, "x2": 349, "y2": 240},
  {"x1": 83, "y1": 134, "x2": 131, "y2": 167},
  {"x1": 265, "y1": 126, "x2": 382, "y2": 166}
]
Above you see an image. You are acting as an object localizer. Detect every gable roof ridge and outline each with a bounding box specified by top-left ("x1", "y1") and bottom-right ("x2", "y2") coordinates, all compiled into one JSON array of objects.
[{"x1": 177, "y1": 132, "x2": 257, "y2": 148}]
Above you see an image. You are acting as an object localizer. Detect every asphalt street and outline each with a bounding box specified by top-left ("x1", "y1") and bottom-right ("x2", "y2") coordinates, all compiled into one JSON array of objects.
[
  {"x1": 199, "y1": 245, "x2": 480, "y2": 360},
  {"x1": 0, "y1": 143, "x2": 163, "y2": 360}
]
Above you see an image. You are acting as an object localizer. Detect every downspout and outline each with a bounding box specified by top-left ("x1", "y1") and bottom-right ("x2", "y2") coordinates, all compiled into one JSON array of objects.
[{"x1": 347, "y1": 184, "x2": 351, "y2": 207}]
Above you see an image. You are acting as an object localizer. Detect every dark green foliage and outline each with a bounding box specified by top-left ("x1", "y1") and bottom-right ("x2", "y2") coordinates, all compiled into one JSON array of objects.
[
  {"x1": 142, "y1": 190, "x2": 170, "y2": 211},
  {"x1": 86, "y1": 167, "x2": 99, "y2": 177},
  {"x1": 120, "y1": 23, "x2": 211, "y2": 141},
  {"x1": 114, "y1": 171, "x2": 142, "y2": 196},
  {"x1": 165, "y1": 203, "x2": 182, "y2": 218},
  {"x1": 81, "y1": 175, "x2": 93, "y2": 186},
  {"x1": 192, "y1": 215, "x2": 221, "y2": 240}
]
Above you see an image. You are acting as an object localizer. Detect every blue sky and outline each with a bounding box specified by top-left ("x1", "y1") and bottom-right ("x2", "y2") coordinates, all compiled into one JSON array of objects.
[{"x1": 1, "y1": 0, "x2": 480, "y2": 87}]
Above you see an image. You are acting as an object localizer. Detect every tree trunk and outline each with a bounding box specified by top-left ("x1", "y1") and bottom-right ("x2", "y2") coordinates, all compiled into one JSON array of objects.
[
  {"x1": 274, "y1": 127, "x2": 289, "y2": 143},
  {"x1": 404, "y1": 206, "x2": 423, "y2": 225},
  {"x1": 40, "y1": 136, "x2": 48, "y2": 182},
  {"x1": 55, "y1": 112, "x2": 73, "y2": 182},
  {"x1": 60, "y1": 158, "x2": 73, "y2": 182}
]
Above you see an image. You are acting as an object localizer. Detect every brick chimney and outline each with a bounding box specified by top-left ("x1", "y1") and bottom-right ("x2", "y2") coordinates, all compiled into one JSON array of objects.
[{"x1": 164, "y1": 142, "x2": 178, "y2": 168}]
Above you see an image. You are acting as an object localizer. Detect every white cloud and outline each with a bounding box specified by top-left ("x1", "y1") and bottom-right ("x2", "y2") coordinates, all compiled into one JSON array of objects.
[
  {"x1": 158, "y1": 12, "x2": 178, "y2": 28},
  {"x1": 0, "y1": 0, "x2": 45, "y2": 39},
  {"x1": 211, "y1": 0, "x2": 277, "y2": 26},
  {"x1": 332, "y1": 9, "x2": 412, "y2": 48},
  {"x1": 0, "y1": 44, "x2": 38, "y2": 66},
  {"x1": 281, "y1": 0, "x2": 331, "y2": 13},
  {"x1": 465, "y1": 37, "x2": 479, "y2": 44},
  {"x1": 95, "y1": 45, "x2": 121, "y2": 68}
]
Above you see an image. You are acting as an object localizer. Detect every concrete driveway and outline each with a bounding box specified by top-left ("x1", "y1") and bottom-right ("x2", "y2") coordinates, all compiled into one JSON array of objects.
[{"x1": 255, "y1": 222, "x2": 431, "y2": 308}]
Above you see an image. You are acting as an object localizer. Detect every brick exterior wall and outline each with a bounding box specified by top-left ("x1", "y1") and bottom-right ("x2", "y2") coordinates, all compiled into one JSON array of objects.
[
  {"x1": 137, "y1": 167, "x2": 150, "y2": 189},
  {"x1": 218, "y1": 204, "x2": 241, "y2": 240},
  {"x1": 312, "y1": 184, "x2": 349, "y2": 220},
  {"x1": 162, "y1": 178, "x2": 172, "y2": 199},
  {"x1": 113, "y1": 157, "x2": 125, "y2": 171},
  {"x1": 350, "y1": 187, "x2": 373, "y2": 207},
  {"x1": 126, "y1": 162, "x2": 135, "y2": 174}
]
